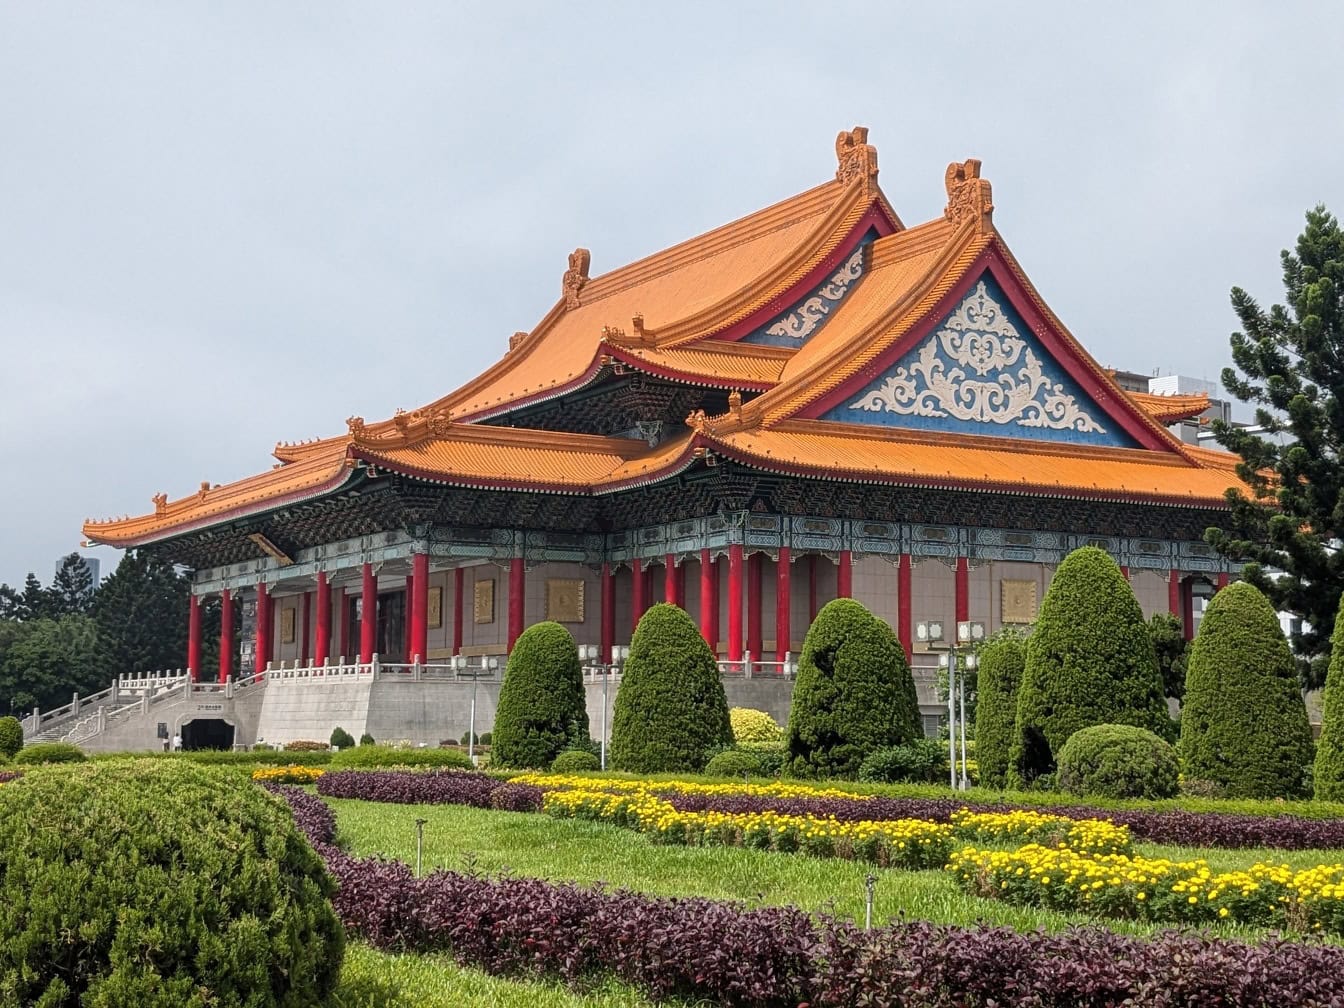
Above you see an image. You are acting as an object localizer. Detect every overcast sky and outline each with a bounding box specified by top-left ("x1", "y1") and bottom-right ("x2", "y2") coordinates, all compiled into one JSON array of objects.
[{"x1": 2, "y1": 2, "x2": 1341, "y2": 589}]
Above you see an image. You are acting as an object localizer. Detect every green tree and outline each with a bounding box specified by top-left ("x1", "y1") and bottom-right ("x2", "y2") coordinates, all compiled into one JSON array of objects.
[
  {"x1": 1010, "y1": 547, "x2": 1171, "y2": 787},
  {"x1": 1206, "y1": 206, "x2": 1344, "y2": 689},
  {"x1": 0, "y1": 616, "x2": 101, "y2": 713},
  {"x1": 49, "y1": 553, "x2": 96, "y2": 616},
  {"x1": 19, "y1": 574, "x2": 51, "y2": 621},
  {"x1": 1314, "y1": 591, "x2": 1344, "y2": 800},
  {"x1": 1148, "y1": 612, "x2": 1189, "y2": 701},
  {"x1": 92, "y1": 552, "x2": 189, "y2": 680},
  {"x1": 1181, "y1": 582, "x2": 1314, "y2": 799},
  {"x1": 491, "y1": 621, "x2": 591, "y2": 769},
  {"x1": 785, "y1": 598, "x2": 920, "y2": 779},
  {"x1": 610, "y1": 604, "x2": 731, "y2": 773},
  {"x1": 974, "y1": 630, "x2": 1027, "y2": 790}
]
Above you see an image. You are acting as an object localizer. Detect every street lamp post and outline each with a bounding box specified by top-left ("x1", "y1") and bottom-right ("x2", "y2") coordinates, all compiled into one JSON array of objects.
[
  {"x1": 450, "y1": 654, "x2": 498, "y2": 762},
  {"x1": 581, "y1": 643, "x2": 627, "y2": 770},
  {"x1": 916, "y1": 618, "x2": 985, "y2": 791}
]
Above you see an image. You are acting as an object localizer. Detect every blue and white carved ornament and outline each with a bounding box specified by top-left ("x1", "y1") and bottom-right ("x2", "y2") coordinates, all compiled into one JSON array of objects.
[{"x1": 742, "y1": 246, "x2": 866, "y2": 347}]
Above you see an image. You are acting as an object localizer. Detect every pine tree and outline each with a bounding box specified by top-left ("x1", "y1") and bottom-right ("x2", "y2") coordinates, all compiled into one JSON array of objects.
[
  {"x1": 49, "y1": 553, "x2": 96, "y2": 617},
  {"x1": 1314, "y1": 592, "x2": 1344, "y2": 800},
  {"x1": 1206, "y1": 206, "x2": 1344, "y2": 688},
  {"x1": 19, "y1": 574, "x2": 51, "y2": 621},
  {"x1": 491, "y1": 621, "x2": 591, "y2": 769},
  {"x1": 1010, "y1": 547, "x2": 1171, "y2": 787},
  {"x1": 92, "y1": 552, "x2": 190, "y2": 679},
  {"x1": 785, "y1": 598, "x2": 920, "y2": 779},
  {"x1": 1181, "y1": 582, "x2": 1314, "y2": 799}
]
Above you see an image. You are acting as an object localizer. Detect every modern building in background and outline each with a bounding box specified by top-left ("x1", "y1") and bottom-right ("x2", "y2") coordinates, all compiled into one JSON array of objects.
[{"x1": 55, "y1": 555, "x2": 99, "y2": 586}]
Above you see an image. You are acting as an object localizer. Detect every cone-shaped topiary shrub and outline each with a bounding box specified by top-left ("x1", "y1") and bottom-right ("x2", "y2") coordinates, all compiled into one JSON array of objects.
[
  {"x1": 974, "y1": 631, "x2": 1027, "y2": 790},
  {"x1": 1181, "y1": 581, "x2": 1314, "y2": 799},
  {"x1": 1010, "y1": 547, "x2": 1171, "y2": 788},
  {"x1": 329, "y1": 726, "x2": 355, "y2": 750},
  {"x1": 0, "y1": 759, "x2": 343, "y2": 1006},
  {"x1": 1315, "y1": 593, "x2": 1344, "y2": 800},
  {"x1": 491, "y1": 621, "x2": 591, "y2": 769},
  {"x1": 0, "y1": 716, "x2": 21, "y2": 760},
  {"x1": 610, "y1": 603, "x2": 732, "y2": 773},
  {"x1": 1056, "y1": 723, "x2": 1179, "y2": 799},
  {"x1": 786, "y1": 598, "x2": 920, "y2": 779}
]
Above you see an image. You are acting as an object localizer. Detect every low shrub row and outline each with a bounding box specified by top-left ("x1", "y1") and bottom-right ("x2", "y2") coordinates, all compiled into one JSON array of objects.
[
  {"x1": 950, "y1": 843, "x2": 1344, "y2": 934},
  {"x1": 328, "y1": 745, "x2": 475, "y2": 770},
  {"x1": 271, "y1": 785, "x2": 1344, "y2": 1007},
  {"x1": 317, "y1": 769, "x2": 503, "y2": 808}
]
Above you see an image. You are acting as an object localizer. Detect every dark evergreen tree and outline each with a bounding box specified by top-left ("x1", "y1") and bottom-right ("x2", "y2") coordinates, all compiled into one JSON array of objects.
[
  {"x1": 610, "y1": 604, "x2": 731, "y2": 773},
  {"x1": 1010, "y1": 547, "x2": 1171, "y2": 787},
  {"x1": 49, "y1": 553, "x2": 96, "y2": 617},
  {"x1": 0, "y1": 585, "x2": 23, "y2": 621},
  {"x1": 92, "y1": 551, "x2": 189, "y2": 680},
  {"x1": 1181, "y1": 582, "x2": 1314, "y2": 799},
  {"x1": 973, "y1": 630, "x2": 1027, "y2": 790},
  {"x1": 785, "y1": 598, "x2": 920, "y2": 779},
  {"x1": 0, "y1": 616, "x2": 101, "y2": 712},
  {"x1": 1314, "y1": 591, "x2": 1344, "y2": 801},
  {"x1": 1206, "y1": 206, "x2": 1344, "y2": 689},
  {"x1": 19, "y1": 574, "x2": 51, "y2": 621},
  {"x1": 491, "y1": 621, "x2": 591, "y2": 769},
  {"x1": 1148, "y1": 612, "x2": 1189, "y2": 701}
]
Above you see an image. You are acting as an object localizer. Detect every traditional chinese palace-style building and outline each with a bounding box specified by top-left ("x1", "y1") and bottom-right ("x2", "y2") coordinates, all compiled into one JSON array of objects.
[{"x1": 73, "y1": 128, "x2": 1247, "y2": 748}]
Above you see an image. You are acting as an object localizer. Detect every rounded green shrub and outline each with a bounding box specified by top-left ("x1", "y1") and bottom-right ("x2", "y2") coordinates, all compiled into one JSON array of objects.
[
  {"x1": 358, "y1": 732, "x2": 376, "y2": 746},
  {"x1": 550, "y1": 749, "x2": 600, "y2": 773},
  {"x1": 736, "y1": 740, "x2": 786, "y2": 776},
  {"x1": 973, "y1": 632, "x2": 1026, "y2": 790},
  {"x1": 610, "y1": 603, "x2": 732, "y2": 773},
  {"x1": 1316, "y1": 592, "x2": 1344, "y2": 800},
  {"x1": 729, "y1": 707, "x2": 783, "y2": 743},
  {"x1": 1181, "y1": 582, "x2": 1314, "y2": 799},
  {"x1": 704, "y1": 749, "x2": 765, "y2": 777},
  {"x1": 13, "y1": 741, "x2": 85, "y2": 765},
  {"x1": 857, "y1": 739, "x2": 950, "y2": 784},
  {"x1": 329, "y1": 726, "x2": 356, "y2": 750},
  {"x1": 328, "y1": 745, "x2": 473, "y2": 770},
  {"x1": 1056, "y1": 723, "x2": 1179, "y2": 799},
  {"x1": 492, "y1": 621, "x2": 591, "y2": 769},
  {"x1": 786, "y1": 598, "x2": 920, "y2": 779},
  {"x1": 0, "y1": 759, "x2": 343, "y2": 1006},
  {"x1": 0, "y1": 716, "x2": 22, "y2": 760},
  {"x1": 1010, "y1": 547, "x2": 1171, "y2": 787},
  {"x1": 479, "y1": 731, "x2": 493, "y2": 745}
]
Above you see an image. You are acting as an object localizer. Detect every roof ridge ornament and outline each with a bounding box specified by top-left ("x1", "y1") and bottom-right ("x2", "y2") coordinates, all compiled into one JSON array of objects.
[
  {"x1": 562, "y1": 247, "x2": 591, "y2": 309},
  {"x1": 835, "y1": 127, "x2": 878, "y2": 195},
  {"x1": 944, "y1": 158, "x2": 994, "y2": 233}
]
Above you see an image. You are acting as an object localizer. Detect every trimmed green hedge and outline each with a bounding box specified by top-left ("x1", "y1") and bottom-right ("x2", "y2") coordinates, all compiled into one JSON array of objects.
[
  {"x1": 1316, "y1": 592, "x2": 1344, "y2": 800},
  {"x1": 12, "y1": 741, "x2": 85, "y2": 765},
  {"x1": 328, "y1": 745, "x2": 474, "y2": 770},
  {"x1": 0, "y1": 717, "x2": 21, "y2": 761},
  {"x1": 1181, "y1": 582, "x2": 1314, "y2": 799},
  {"x1": 0, "y1": 759, "x2": 343, "y2": 1006},
  {"x1": 1057, "y1": 723, "x2": 1179, "y2": 800},
  {"x1": 786, "y1": 598, "x2": 920, "y2": 779},
  {"x1": 974, "y1": 632, "x2": 1026, "y2": 790},
  {"x1": 1010, "y1": 547, "x2": 1171, "y2": 787},
  {"x1": 704, "y1": 749, "x2": 765, "y2": 777},
  {"x1": 610, "y1": 603, "x2": 732, "y2": 773},
  {"x1": 492, "y1": 621, "x2": 591, "y2": 769},
  {"x1": 551, "y1": 749, "x2": 600, "y2": 773}
]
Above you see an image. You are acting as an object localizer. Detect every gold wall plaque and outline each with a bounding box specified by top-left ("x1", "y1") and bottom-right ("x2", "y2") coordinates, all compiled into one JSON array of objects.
[
  {"x1": 1001, "y1": 579, "x2": 1038, "y2": 624},
  {"x1": 473, "y1": 579, "x2": 495, "y2": 624},
  {"x1": 427, "y1": 586, "x2": 443, "y2": 629},
  {"x1": 280, "y1": 606, "x2": 296, "y2": 644},
  {"x1": 545, "y1": 578, "x2": 585, "y2": 623}
]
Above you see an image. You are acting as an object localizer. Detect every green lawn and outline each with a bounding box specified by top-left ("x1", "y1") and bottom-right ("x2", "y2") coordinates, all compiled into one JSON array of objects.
[{"x1": 329, "y1": 797, "x2": 1343, "y2": 943}]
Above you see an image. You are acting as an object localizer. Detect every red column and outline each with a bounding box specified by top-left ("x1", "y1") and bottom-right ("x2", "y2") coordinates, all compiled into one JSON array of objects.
[
  {"x1": 808, "y1": 554, "x2": 819, "y2": 621},
  {"x1": 187, "y1": 594, "x2": 201, "y2": 681},
  {"x1": 727, "y1": 544, "x2": 744, "y2": 662},
  {"x1": 747, "y1": 552, "x2": 764, "y2": 658},
  {"x1": 775, "y1": 547, "x2": 791, "y2": 659},
  {"x1": 677, "y1": 562, "x2": 687, "y2": 610},
  {"x1": 452, "y1": 568, "x2": 464, "y2": 655},
  {"x1": 300, "y1": 591, "x2": 312, "y2": 665},
  {"x1": 898, "y1": 553, "x2": 913, "y2": 661},
  {"x1": 1181, "y1": 578, "x2": 1196, "y2": 642},
  {"x1": 404, "y1": 570, "x2": 416, "y2": 661},
  {"x1": 699, "y1": 549, "x2": 716, "y2": 649},
  {"x1": 664, "y1": 553, "x2": 679, "y2": 607},
  {"x1": 508, "y1": 556, "x2": 525, "y2": 651},
  {"x1": 411, "y1": 552, "x2": 429, "y2": 662},
  {"x1": 360, "y1": 562, "x2": 376, "y2": 663},
  {"x1": 255, "y1": 582, "x2": 270, "y2": 675},
  {"x1": 1120, "y1": 565, "x2": 1130, "y2": 580},
  {"x1": 631, "y1": 561, "x2": 646, "y2": 635},
  {"x1": 837, "y1": 549, "x2": 853, "y2": 598},
  {"x1": 219, "y1": 588, "x2": 233, "y2": 683},
  {"x1": 955, "y1": 557, "x2": 969, "y2": 627},
  {"x1": 1168, "y1": 568, "x2": 1181, "y2": 621},
  {"x1": 335, "y1": 586, "x2": 348, "y2": 660},
  {"x1": 600, "y1": 562, "x2": 615, "y2": 660},
  {"x1": 1216, "y1": 572, "x2": 1230, "y2": 589},
  {"x1": 315, "y1": 573, "x2": 331, "y2": 665}
]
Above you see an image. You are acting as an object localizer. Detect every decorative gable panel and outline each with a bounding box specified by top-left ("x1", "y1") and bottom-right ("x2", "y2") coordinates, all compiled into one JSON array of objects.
[
  {"x1": 822, "y1": 274, "x2": 1137, "y2": 448},
  {"x1": 740, "y1": 239, "x2": 871, "y2": 348}
]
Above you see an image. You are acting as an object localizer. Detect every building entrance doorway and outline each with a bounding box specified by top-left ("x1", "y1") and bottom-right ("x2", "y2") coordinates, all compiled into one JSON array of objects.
[
  {"x1": 181, "y1": 718, "x2": 235, "y2": 751},
  {"x1": 348, "y1": 590, "x2": 408, "y2": 662}
]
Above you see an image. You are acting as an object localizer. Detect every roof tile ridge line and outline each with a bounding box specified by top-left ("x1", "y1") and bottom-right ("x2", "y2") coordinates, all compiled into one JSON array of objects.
[
  {"x1": 868, "y1": 218, "x2": 956, "y2": 266},
  {"x1": 742, "y1": 218, "x2": 984, "y2": 430},
  {"x1": 647, "y1": 338, "x2": 796, "y2": 360},
  {"x1": 601, "y1": 348, "x2": 780, "y2": 394},
  {"x1": 580, "y1": 181, "x2": 842, "y2": 299},
  {"x1": 989, "y1": 233, "x2": 1205, "y2": 466},
  {"x1": 137, "y1": 446, "x2": 351, "y2": 521},
  {"x1": 768, "y1": 416, "x2": 1202, "y2": 466},
  {"x1": 364, "y1": 419, "x2": 649, "y2": 454},
  {"x1": 871, "y1": 182, "x2": 905, "y2": 232},
  {"x1": 652, "y1": 184, "x2": 875, "y2": 349}
]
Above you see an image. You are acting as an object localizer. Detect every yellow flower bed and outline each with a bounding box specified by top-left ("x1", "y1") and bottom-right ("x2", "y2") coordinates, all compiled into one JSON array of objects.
[
  {"x1": 542, "y1": 787, "x2": 953, "y2": 868},
  {"x1": 949, "y1": 843, "x2": 1344, "y2": 933},
  {"x1": 512, "y1": 772, "x2": 865, "y2": 802},
  {"x1": 951, "y1": 808, "x2": 1131, "y2": 855},
  {"x1": 251, "y1": 765, "x2": 326, "y2": 785}
]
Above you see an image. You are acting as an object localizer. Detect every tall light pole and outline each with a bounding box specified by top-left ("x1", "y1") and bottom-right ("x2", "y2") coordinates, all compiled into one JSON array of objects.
[
  {"x1": 581, "y1": 643, "x2": 627, "y2": 771},
  {"x1": 917, "y1": 618, "x2": 985, "y2": 791},
  {"x1": 450, "y1": 654, "x2": 497, "y2": 763}
]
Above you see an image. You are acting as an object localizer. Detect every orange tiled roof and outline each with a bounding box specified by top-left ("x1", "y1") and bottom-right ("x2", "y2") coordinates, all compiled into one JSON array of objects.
[
  {"x1": 612, "y1": 340, "x2": 794, "y2": 388},
  {"x1": 1127, "y1": 390, "x2": 1212, "y2": 424}
]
